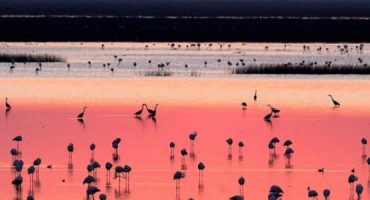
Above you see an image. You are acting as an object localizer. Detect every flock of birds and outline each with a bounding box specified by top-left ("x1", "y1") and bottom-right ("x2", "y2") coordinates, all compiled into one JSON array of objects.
[
  {"x1": 4, "y1": 86, "x2": 368, "y2": 200},
  {"x1": 4, "y1": 43, "x2": 367, "y2": 77}
]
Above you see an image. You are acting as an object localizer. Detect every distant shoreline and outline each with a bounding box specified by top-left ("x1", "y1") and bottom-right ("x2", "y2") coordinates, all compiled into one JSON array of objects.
[{"x1": 1, "y1": 17, "x2": 370, "y2": 42}]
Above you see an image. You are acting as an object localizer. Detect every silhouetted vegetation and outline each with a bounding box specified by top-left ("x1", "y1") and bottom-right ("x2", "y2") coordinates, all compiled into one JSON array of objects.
[
  {"x1": 144, "y1": 70, "x2": 174, "y2": 76},
  {"x1": 0, "y1": 53, "x2": 65, "y2": 62},
  {"x1": 232, "y1": 64, "x2": 370, "y2": 74}
]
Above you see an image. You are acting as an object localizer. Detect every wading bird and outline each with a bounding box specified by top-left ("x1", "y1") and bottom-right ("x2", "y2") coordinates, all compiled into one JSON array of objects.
[
  {"x1": 197, "y1": 162, "x2": 205, "y2": 187},
  {"x1": 268, "y1": 104, "x2": 280, "y2": 116},
  {"x1": 105, "y1": 162, "x2": 113, "y2": 184},
  {"x1": 307, "y1": 187, "x2": 318, "y2": 199},
  {"x1": 170, "y1": 142, "x2": 176, "y2": 159},
  {"x1": 238, "y1": 176, "x2": 245, "y2": 196},
  {"x1": 13, "y1": 135, "x2": 22, "y2": 152},
  {"x1": 180, "y1": 148, "x2": 188, "y2": 170},
  {"x1": 241, "y1": 102, "x2": 247, "y2": 110},
  {"x1": 253, "y1": 90, "x2": 257, "y2": 101},
  {"x1": 173, "y1": 171, "x2": 185, "y2": 200},
  {"x1": 5, "y1": 97, "x2": 12, "y2": 110},
  {"x1": 134, "y1": 104, "x2": 146, "y2": 117},
  {"x1": 86, "y1": 186, "x2": 100, "y2": 200},
  {"x1": 328, "y1": 95, "x2": 340, "y2": 107},
  {"x1": 146, "y1": 104, "x2": 159, "y2": 117},
  {"x1": 77, "y1": 107, "x2": 87, "y2": 119},
  {"x1": 226, "y1": 138, "x2": 233, "y2": 158},
  {"x1": 238, "y1": 141, "x2": 244, "y2": 159},
  {"x1": 323, "y1": 189, "x2": 330, "y2": 200}
]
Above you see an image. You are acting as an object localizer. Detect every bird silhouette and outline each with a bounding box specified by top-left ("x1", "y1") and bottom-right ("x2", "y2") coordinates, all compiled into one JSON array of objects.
[
  {"x1": 268, "y1": 104, "x2": 280, "y2": 116},
  {"x1": 170, "y1": 142, "x2": 176, "y2": 159},
  {"x1": 12, "y1": 175, "x2": 23, "y2": 190},
  {"x1": 86, "y1": 186, "x2": 100, "y2": 200},
  {"x1": 238, "y1": 141, "x2": 244, "y2": 159},
  {"x1": 241, "y1": 102, "x2": 247, "y2": 110},
  {"x1": 146, "y1": 104, "x2": 158, "y2": 117},
  {"x1": 13, "y1": 135, "x2": 22, "y2": 152},
  {"x1": 328, "y1": 95, "x2": 340, "y2": 107},
  {"x1": 197, "y1": 162, "x2": 205, "y2": 187},
  {"x1": 230, "y1": 195, "x2": 243, "y2": 200},
  {"x1": 83, "y1": 175, "x2": 96, "y2": 187},
  {"x1": 253, "y1": 90, "x2": 257, "y2": 101},
  {"x1": 226, "y1": 138, "x2": 233, "y2": 158},
  {"x1": 264, "y1": 112, "x2": 273, "y2": 122},
  {"x1": 5, "y1": 97, "x2": 11, "y2": 110},
  {"x1": 180, "y1": 148, "x2": 188, "y2": 170},
  {"x1": 307, "y1": 187, "x2": 319, "y2": 199},
  {"x1": 355, "y1": 184, "x2": 363, "y2": 200},
  {"x1": 134, "y1": 104, "x2": 146, "y2": 117},
  {"x1": 77, "y1": 107, "x2": 87, "y2": 119},
  {"x1": 105, "y1": 162, "x2": 113, "y2": 184},
  {"x1": 90, "y1": 143, "x2": 96, "y2": 161},
  {"x1": 323, "y1": 189, "x2": 330, "y2": 200},
  {"x1": 99, "y1": 193, "x2": 107, "y2": 200},
  {"x1": 173, "y1": 171, "x2": 185, "y2": 200},
  {"x1": 238, "y1": 176, "x2": 245, "y2": 196}
]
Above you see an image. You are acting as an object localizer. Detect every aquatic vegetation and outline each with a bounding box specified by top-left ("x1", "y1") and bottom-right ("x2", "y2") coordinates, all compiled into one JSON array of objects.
[
  {"x1": 0, "y1": 53, "x2": 65, "y2": 62},
  {"x1": 232, "y1": 63, "x2": 370, "y2": 74}
]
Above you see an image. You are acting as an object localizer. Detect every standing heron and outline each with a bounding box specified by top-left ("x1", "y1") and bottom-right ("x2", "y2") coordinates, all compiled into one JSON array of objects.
[
  {"x1": 170, "y1": 142, "x2": 176, "y2": 160},
  {"x1": 328, "y1": 95, "x2": 340, "y2": 107},
  {"x1": 307, "y1": 187, "x2": 319, "y2": 199},
  {"x1": 197, "y1": 162, "x2": 205, "y2": 187},
  {"x1": 77, "y1": 107, "x2": 87, "y2": 119},
  {"x1": 238, "y1": 176, "x2": 245, "y2": 197},
  {"x1": 264, "y1": 112, "x2": 273, "y2": 122},
  {"x1": 323, "y1": 189, "x2": 331, "y2": 200},
  {"x1": 13, "y1": 135, "x2": 22, "y2": 152},
  {"x1": 146, "y1": 104, "x2": 159, "y2": 118},
  {"x1": 226, "y1": 138, "x2": 233, "y2": 159},
  {"x1": 253, "y1": 90, "x2": 257, "y2": 101},
  {"x1": 134, "y1": 104, "x2": 146, "y2": 117},
  {"x1": 268, "y1": 104, "x2": 280, "y2": 116},
  {"x1": 180, "y1": 148, "x2": 188, "y2": 170},
  {"x1": 238, "y1": 141, "x2": 244, "y2": 159},
  {"x1": 5, "y1": 97, "x2": 12, "y2": 110},
  {"x1": 173, "y1": 171, "x2": 185, "y2": 200}
]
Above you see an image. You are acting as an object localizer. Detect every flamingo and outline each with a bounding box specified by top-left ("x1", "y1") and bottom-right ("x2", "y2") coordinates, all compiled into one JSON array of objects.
[
  {"x1": 13, "y1": 135, "x2": 22, "y2": 152},
  {"x1": 99, "y1": 194, "x2": 107, "y2": 200},
  {"x1": 348, "y1": 173, "x2": 359, "y2": 198},
  {"x1": 323, "y1": 189, "x2": 330, "y2": 200},
  {"x1": 197, "y1": 162, "x2": 205, "y2": 187},
  {"x1": 189, "y1": 132, "x2": 197, "y2": 156},
  {"x1": 328, "y1": 95, "x2": 340, "y2": 107},
  {"x1": 67, "y1": 143, "x2": 74, "y2": 165},
  {"x1": 283, "y1": 140, "x2": 293, "y2": 148},
  {"x1": 10, "y1": 148, "x2": 18, "y2": 161},
  {"x1": 134, "y1": 104, "x2": 146, "y2": 117},
  {"x1": 105, "y1": 162, "x2": 113, "y2": 184},
  {"x1": 269, "y1": 185, "x2": 284, "y2": 198},
  {"x1": 77, "y1": 107, "x2": 87, "y2": 119},
  {"x1": 5, "y1": 97, "x2": 11, "y2": 110},
  {"x1": 238, "y1": 141, "x2": 244, "y2": 159},
  {"x1": 307, "y1": 187, "x2": 319, "y2": 199},
  {"x1": 238, "y1": 176, "x2": 245, "y2": 196},
  {"x1": 86, "y1": 186, "x2": 100, "y2": 200},
  {"x1": 226, "y1": 138, "x2": 233, "y2": 158},
  {"x1": 170, "y1": 142, "x2": 175, "y2": 159},
  {"x1": 83, "y1": 175, "x2": 96, "y2": 187},
  {"x1": 253, "y1": 90, "x2": 257, "y2": 101},
  {"x1": 114, "y1": 166, "x2": 125, "y2": 188},
  {"x1": 27, "y1": 165, "x2": 35, "y2": 190},
  {"x1": 122, "y1": 165, "x2": 132, "y2": 192},
  {"x1": 355, "y1": 184, "x2": 363, "y2": 200},
  {"x1": 361, "y1": 138, "x2": 367, "y2": 156},
  {"x1": 12, "y1": 175, "x2": 23, "y2": 190},
  {"x1": 27, "y1": 195, "x2": 34, "y2": 200},
  {"x1": 33, "y1": 158, "x2": 41, "y2": 179},
  {"x1": 112, "y1": 138, "x2": 121, "y2": 160},
  {"x1": 173, "y1": 171, "x2": 185, "y2": 200},
  {"x1": 90, "y1": 143, "x2": 96, "y2": 161},
  {"x1": 180, "y1": 148, "x2": 188, "y2": 170},
  {"x1": 230, "y1": 196, "x2": 243, "y2": 200}
]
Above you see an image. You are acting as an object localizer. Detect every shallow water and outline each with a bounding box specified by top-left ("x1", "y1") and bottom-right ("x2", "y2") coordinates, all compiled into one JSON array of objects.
[
  {"x1": 0, "y1": 42, "x2": 369, "y2": 78},
  {"x1": 0, "y1": 42, "x2": 369, "y2": 200},
  {"x1": 0, "y1": 76, "x2": 369, "y2": 200}
]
